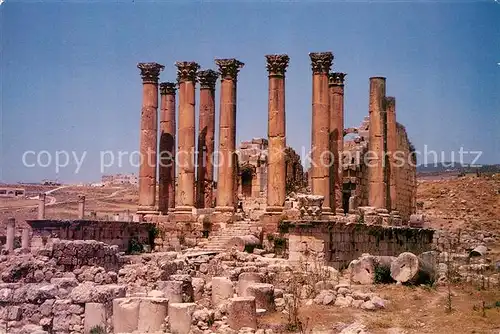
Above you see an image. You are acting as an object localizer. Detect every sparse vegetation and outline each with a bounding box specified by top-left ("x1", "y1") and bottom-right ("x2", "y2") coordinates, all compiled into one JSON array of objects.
[{"x1": 90, "y1": 325, "x2": 106, "y2": 334}]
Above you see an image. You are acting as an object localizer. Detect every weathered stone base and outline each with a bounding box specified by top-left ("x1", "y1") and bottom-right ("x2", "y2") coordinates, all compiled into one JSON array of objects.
[
  {"x1": 288, "y1": 219, "x2": 434, "y2": 269},
  {"x1": 212, "y1": 211, "x2": 236, "y2": 224}
]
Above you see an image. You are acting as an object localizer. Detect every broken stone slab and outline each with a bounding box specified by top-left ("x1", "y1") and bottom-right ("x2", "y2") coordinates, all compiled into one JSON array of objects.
[
  {"x1": 228, "y1": 297, "x2": 257, "y2": 330},
  {"x1": 212, "y1": 277, "x2": 234, "y2": 307},
  {"x1": 168, "y1": 302, "x2": 196, "y2": 334},
  {"x1": 157, "y1": 280, "x2": 193, "y2": 303},
  {"x1": 71, "y1": 283, "x2": 126, "y2": 303}
]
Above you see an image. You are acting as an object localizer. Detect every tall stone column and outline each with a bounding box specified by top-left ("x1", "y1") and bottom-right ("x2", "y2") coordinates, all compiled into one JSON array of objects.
[
  {"x1": 368, "y1": 77, "x2": 387, "y2": 209},
  {"x1": 137, "y1": 62, "x2": 164, "y2": 214},
  {"x1": 309, "y1": 52, "x2": 333, "y2": 215},
  {"x1": 196, "y1": 70, "x2": 218, "y2": 208},
  {"x1": 159, "y1": 82, "x2": 177, "y2": 214},
  {"x1": 329, "y1": 72, "x2": 346, "y2": 214},
  {"x1": 77, "y1": 195, "x2": 85, "y2": 219},
  {"x1": 386, "y1": 96, "x2": 397, "y2": 211},
  {"x1": 265, "y1": 54, "x2": 289, "y2": 214},
  {"x1": 5, "y1": 217, "x2": 15, "y2": 252},
  {"x1": 38, "y1": 193, "x2": 46, "y2": 220},
  {"x1": 175, "y1": 61, "x2": 200, "y2": 215},
  {"x1": 215, "y1": 59, "x2": 244, "y2": 213},
  {"x1": 21, "y1": 227, "x2": 30, "y2": 251}
]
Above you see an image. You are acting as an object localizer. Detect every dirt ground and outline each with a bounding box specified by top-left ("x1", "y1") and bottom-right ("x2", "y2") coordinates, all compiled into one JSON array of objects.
[{"x1": 260, "y1": 284, "x2": 500, "y2": 333}]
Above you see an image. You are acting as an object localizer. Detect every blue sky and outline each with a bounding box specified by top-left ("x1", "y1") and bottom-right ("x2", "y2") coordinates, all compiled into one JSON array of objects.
[{"x1": 1, "y1": 1, "x2": 499, "y2": 183}]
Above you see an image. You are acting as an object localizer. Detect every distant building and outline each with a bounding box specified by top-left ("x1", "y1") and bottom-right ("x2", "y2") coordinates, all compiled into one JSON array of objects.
[
  {"x1": 0, "y1": 188, "x2": 26, "y2": 198},
  {"x1": 101, "y1": 173, "x2": 138, "y2": 186}
]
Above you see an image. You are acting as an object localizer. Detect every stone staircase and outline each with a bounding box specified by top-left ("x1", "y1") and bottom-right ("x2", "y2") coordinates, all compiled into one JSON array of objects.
[{"x1": 197, "y1": 220, "x2": 260, "y2": 251}]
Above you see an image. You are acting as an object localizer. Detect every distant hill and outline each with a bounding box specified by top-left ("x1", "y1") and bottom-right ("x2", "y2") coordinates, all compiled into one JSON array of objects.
[{"x1": 416, "y1": 163, "x2": 500, "y2": 175}]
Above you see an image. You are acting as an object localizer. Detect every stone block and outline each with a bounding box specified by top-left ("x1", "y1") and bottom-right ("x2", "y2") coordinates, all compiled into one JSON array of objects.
[
  {"x1": 211, "y1": 277, "x2": 233, "y2": 307},
  {"x1": 112, "y1": 297, "x2": 140, "y2": 333},
  {"x1": 227, "y1": 297, "x2": 257, "y2": 330},
  {"x1": 245, "y1": 283, "x2": 275, "y2": 311},
  {"x1": 237, "y1": 272, "x2": 264, "y2": 296},
  {"x1": 84, "y1": 303, "x2": 106, "y2": 334},
  {"x1": 168, "y1": 302, "x2": 196, "y2": 334},
  {"x1": 137, "y1": 298, "x2": 168, "y2": 332}
]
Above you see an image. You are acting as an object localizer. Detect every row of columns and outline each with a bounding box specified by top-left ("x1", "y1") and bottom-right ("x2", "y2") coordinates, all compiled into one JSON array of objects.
[
  {"x1": 136, "y1": 54, "x2": 348, "y2": 217},
  {"x1": 4, "y1": 218, "x2": 30, "y2": 252},
  {"x1": 367, "y1": 77, "x2": 399, "y2": 213},
  {"x1": 309, "y1": 52, "x2": 346, "y2": 216},
  {"x1": 37, "y1": 193, "x2": 86, "y2": 220}
]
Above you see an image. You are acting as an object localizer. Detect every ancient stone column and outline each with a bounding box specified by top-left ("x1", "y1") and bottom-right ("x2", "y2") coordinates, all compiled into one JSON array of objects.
[
  {"x1": 77, "y1": 195, "x2": 85, "y2": 219},
  {"x1": 175, "y1": 61, "x2": 200, "y2": 215},
  {"x1": 137, "y1": 62, "x2": 164, "y2": 214},
  {"x1": 368, "y1": 77, "x2": 387, "y2": 209},
  {"x1": 196, "y1": 70, "x2": 218, "y2": 208},
  {"x1": 329, "y1": 72, "x2": 346, "y2": 214},
  {"x1": 386, "y1": 97, "x2": 397, "y2": 212},
  {"x1": 38, "y1": 193, "x2": 46, "y2": 219},
  {"x1": 159, "y1": 82, "x2": 177, "y2": 214},
  {"x1": 5, "y1": 217, "x2": 15, "y2": 252},
  {"x1": 265, "y1": 54, "x2": 289, "y2": 214},
  {"x1": 309, "y1": 52, "x2": 333, "y2": 215},
  {"x1": 21, "y1": 227, "x2": 30, "y2": 251},
  {"x1": 215, "y1": 58, "x2": 244, "y2": 213}
]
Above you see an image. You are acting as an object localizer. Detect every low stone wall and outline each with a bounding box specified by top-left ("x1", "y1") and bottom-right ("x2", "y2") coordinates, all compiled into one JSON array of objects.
[
  {"x1": 287, "y1": 220, "x2": 434, "y2": 269},
  {"x1": 26, "y1": 219, "x2": 154, "y2": 252},
  {"x1": 52, "y1": 240, "x2": 120, "y2": 271}
]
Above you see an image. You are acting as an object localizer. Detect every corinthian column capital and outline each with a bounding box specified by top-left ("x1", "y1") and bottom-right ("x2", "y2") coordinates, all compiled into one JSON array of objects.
[
  {"x1": 159, "y1": 82, "x2": 177, "y2": 95},
  {"x1": 309, "y1": 52, "x2": 333, "y2": 74},
  {"x1": 329, "y1": 72, "x2": 347, "y2": 86},
  {"x1": 215, "y1": 58, "x2": 244, "y2": 81},
  {"x1": 265, "y1": 54, "x2": 290, "y2": 77},
  {"x1": 197, "y1": 69, "x2": 219, "y2": 90},
  {"x1": 175, "y1": 61, "x2": 200, "y2": 83},
  {"x1": 137, "y1": 62, "x2": 165, "y2": 84}
]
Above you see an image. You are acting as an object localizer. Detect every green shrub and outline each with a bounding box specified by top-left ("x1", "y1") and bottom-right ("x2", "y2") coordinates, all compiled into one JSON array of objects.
[
  {"x1": 374, "y1": 265, "x2": 394, "y2": 284},
  {"x1": 90, "y1": 325, "x2": 106, "y2": 334}
]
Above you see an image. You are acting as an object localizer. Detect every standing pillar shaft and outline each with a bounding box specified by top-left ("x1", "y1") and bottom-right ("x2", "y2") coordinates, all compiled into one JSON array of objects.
[
  {"x1": 21, "y1": 227, "x2": 30, "y2": 251},
  {"x1": 329, "y1": 73, "x2": 346, "y2": 214},
  {"x1": 77, "y1": 195, "x2": 85, "y2": 219},
  {"x1": 265, "y1": 54, "x2": 289, "y2": 213},
  {"x1": 38, "y1": 193, "x2": 46, "y2": 220},
  {"x1": 197, "y1": 70, "x2": 218, "y2": 208},
  {"x1": 368, "y1": 77, "x2": 387, "y2": 209},
  {"x1": 309, "y1": 52, "x2": 333, "y2": 214},
  {"x1": 386, "y1": 97, "x2": 397, "y2": 211},
  {"x1": 137, "y1": 62, "x2": 164, "y2": 214},
  {"x1": 6, "y1": 218, "x2": 15, "y2": 252},
  {"x1": 159, "y1": 82, "x2": 177, "y2": 214},
  {"x1": 175, "y1": 62, "x2": 200, "y2": 212},
  {"x1": 215, "y1": 59, "x2": 244, "y2": 212}
]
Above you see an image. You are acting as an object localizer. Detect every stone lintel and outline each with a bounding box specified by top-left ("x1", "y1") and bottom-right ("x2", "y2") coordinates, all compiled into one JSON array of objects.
[
  {"x1": 215, "y1": 58, "x2": 244, "y2": 81},
  {"x1": 329, "y1": 72, "x2": 347, "y2": 86},
  {"x1": 137, "y1": 62, "x2": 165, "y2": 83},
  {"x1": 309, "y1": 52, "x2": 333, "y2": 74},
  {"x1": 197, "y1": 69, "x2": 218, "y2": 90},
  {"x1": 265, "y1": 54, "x2": 290, "y2": 77},
  {"x1": 175, "y1": 61, "x2": 200, "y2": 83},
  {"x1": 159, "y1": 82, "x2": 177, "y2": 95}
]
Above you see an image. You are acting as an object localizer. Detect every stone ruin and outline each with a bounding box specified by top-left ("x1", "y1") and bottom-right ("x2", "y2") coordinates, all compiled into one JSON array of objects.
[{"x1": 5, "y1": 51, "x2": 480, "y2": 333}]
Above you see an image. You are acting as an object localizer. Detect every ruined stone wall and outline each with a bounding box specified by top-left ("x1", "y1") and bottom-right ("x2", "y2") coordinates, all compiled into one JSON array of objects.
[
  {"x1": 27, "y1": 220, "x2": 154, "y2": 253},
  {"x1": 393, "y1": 123, "x2": 417, "y2": 221},
  {"x1": 288, "y1": 220, "x2": 434, "y2": 269}
]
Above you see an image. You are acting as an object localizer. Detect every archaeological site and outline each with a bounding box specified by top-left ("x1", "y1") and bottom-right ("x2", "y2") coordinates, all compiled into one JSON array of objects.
[{"x1": 0, "y1": 52, "x2": 498, "y2": 334}]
